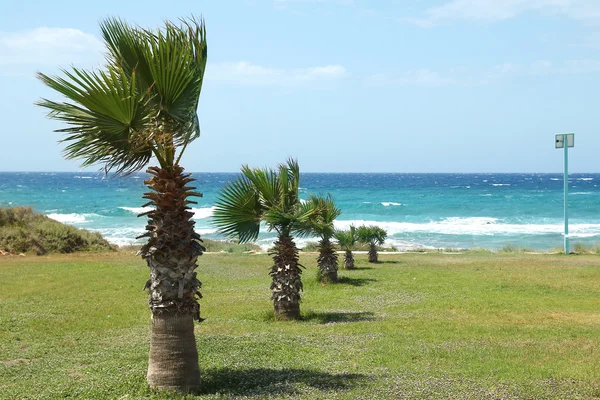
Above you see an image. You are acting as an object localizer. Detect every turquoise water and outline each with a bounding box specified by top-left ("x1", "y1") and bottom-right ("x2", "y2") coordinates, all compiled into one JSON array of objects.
[{"x1": 1, "y1": 172, "x2": 600, "y2": 251}]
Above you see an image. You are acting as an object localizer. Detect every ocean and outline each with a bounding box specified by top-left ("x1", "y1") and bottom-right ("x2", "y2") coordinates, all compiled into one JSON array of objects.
[{"x1": 1, "y1": 172, "x2": 600, "y2": 251}]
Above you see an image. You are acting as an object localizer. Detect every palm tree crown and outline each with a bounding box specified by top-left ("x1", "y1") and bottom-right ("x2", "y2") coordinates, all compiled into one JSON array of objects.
[
  {"x1": 37, "y1": 17, "x2": 207, "y2": 174},
  {"x1": 357, "y1": 225, "x2": 387, "y2": 246},
  {"x1": 213, "y1": 159, "x2": 315, "y2": 242},
  {"x1": 335, "y1": 225, "x2": 357, "y2": 251},
  {"x1": 300, "y1": 194, "x2": 340, "y2": 238},
  {"x1": 357, "y1": 225, "x2": 388, "y2": 263}
]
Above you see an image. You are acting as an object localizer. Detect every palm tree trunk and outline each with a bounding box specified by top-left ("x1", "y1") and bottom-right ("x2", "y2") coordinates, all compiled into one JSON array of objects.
[
  {"x1": 368, "y1": 243, "x2": 378, "y2": 263},
  {"x1": 270, "y1": 234, "x2": 302, "y2": 320},
  {"x1": 344, "y1": 250, "x2": 355, "y2": 270},
  {"x1": 138, "y1": 165, "x2": 205, "y2": 393},
  {"x1": 147, "y1": 313, "x2": 201, "y2": 393},
  {"x1": 317, "y1": 238, "x2": 338, "y2": 283}
]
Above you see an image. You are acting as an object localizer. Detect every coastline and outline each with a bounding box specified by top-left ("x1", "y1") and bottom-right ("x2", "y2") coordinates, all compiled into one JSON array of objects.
[{"x1": 2, "y1": 171, "x2": 600, "y2": 252}]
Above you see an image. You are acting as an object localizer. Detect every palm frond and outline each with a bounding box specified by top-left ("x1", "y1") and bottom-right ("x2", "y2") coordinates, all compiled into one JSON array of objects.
[
  {"x1": 296, "y1": 194, "x2": 341, "y2": 238},
  {"x1": 334, "y1": 225, "x2": 357, "y2": 251},
  {"x1": 241, "y1": 165, "x2": 279, "y2": 209},
  {"x1": 100, "y1": 18, "x2": 153, "y2": 90},
  {"x1": 212, "y1": 176, "x2": 263, "y2": 243},
  {"x1": 36, "y1": 67, "x2": 152, "y2": 175},
  {"x1": 135, "y1": 18, "x2": 207, "y2": 155}
]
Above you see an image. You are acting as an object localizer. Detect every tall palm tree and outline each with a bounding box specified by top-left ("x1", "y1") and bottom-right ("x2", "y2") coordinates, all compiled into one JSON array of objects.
[
  {"x1": 357, "y1": 225, "x2": 388, "y2": 263},
  {"x1": 213, "y1": 159, "x2": 318, "y2": 320},
  {"x1": 334, "y1": 225, "x2": 357, "y2": 270},
  {"x1": 302, "y1": 194, "x2": 341, "y2": 283},
  {"x1": 36, "y1": 17, "x2": 207, "y2": 394}
]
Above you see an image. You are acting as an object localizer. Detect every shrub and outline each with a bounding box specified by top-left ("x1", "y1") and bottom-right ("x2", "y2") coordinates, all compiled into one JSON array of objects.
[
  {"x1": 0, "y1": 206, "x2": 114, "y2": 255},
  {"x1": 201, "y1": 239, "x2": 262, "y2": 253},
  {"x1": 498, "y1": 242, "x2": 532, "y2": 253}
]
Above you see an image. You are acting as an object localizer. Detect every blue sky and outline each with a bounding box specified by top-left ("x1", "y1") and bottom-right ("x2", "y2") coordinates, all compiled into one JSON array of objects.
[{"x1": 1, "y1": 0, "x2": 599, "y2": 172}]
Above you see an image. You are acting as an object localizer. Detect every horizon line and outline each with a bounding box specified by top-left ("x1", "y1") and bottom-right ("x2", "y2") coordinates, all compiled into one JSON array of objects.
[{"x1": 0, "y1": 170, "x2": 598, "y2": 175}]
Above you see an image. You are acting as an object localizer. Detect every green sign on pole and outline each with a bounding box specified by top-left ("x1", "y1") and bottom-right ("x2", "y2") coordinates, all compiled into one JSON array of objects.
[{"x1": 555, "y1": 133, "x2": 574, "y2": 254}]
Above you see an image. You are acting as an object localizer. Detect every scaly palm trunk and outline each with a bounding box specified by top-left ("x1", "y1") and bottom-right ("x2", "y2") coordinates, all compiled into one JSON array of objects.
[
  {"x1": 368, "y1": 243, "x2": 378, "y2": 263},
  {"x1": 317, "y1": 237, "x2": 338, "y2": 283},
  {"x1": 270, "y1": 235, "x2": 303, "y2": 320},
  {"x1": 343, "y1": 249, "x2": 355, "y2": 270},
  {"x1": 138, "y1": 165, "x2": 205, "y2": 394}
]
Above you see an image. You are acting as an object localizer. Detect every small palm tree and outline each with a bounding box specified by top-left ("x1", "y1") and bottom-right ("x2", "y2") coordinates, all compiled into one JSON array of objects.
[
  {"x1": 302, "y1": 194, "x2": 341, "y2": 283},
  {"x1": 357, "y1": 225, "x2": 387, "y2": 263},
  {"x1": 213, "y1": 159, "x2": 318, "y2": 320},
  {"x1": 37, "y1": 17, "x2": 207, "y2": 394},
  {"x1": 334, "y1": 225, "x2": 357, "y2": 270}
]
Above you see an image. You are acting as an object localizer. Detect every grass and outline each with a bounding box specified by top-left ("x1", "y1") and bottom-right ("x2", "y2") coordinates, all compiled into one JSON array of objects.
[
  {"x1": 1, "y1": 251, "x2": 600, "y2": 399},
  {"x1": 118, "y1": 239, "x2": 262, "y2": 256}
]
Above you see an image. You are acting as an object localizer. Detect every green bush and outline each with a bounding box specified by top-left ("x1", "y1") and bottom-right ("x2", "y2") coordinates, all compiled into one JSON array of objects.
[
  {"x1": 0, "y1": 206, "x2": 114, "y2": 255},
  {"x1": 300, "y1": 241, "x2": 321, "y2": 252},
  {"x1": 571, "y1": 242, "x2": 600, "y2": 254},
  {"x1": 202, "y1": 239, "x2": 262, "y2": 253},
  {"x1": 498, "y1": 242, "x2": 532, "y2": 253}
]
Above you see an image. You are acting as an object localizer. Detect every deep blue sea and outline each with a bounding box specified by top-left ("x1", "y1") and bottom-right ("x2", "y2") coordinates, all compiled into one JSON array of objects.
[{"x1": 1, "y1": 172, "x2": 600, "y2": 251}]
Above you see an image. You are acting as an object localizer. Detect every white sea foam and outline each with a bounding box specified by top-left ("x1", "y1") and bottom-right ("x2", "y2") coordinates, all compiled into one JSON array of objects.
[
  {"x1": 192, "y1": 207, "x2": 216, "y2": 219},
  {"x1": 551, "y1": 178, "x2": 560, "y2": 181},
  {"x1": 74, "y1": 176, "x2": 93, "y2": 179},
  {"x1": 92, "y1": 227, "x2": 144, "y2": 246},
  {"x1": 47, "y1": 213, "x2": 97, "y2": 224},
  {"x1": 333, "y1": 218, "x2": 600, "y2": 237},
  {"x1": 491, "y1": 184, "x2": 511, "y2": 187},
  {"x1": 568, "y1": 233, "x2": 599, "y2": 238},
  {"x1": 381, "y1": 202, "x2": 402, "y2": 207},
  {"x1": 120, "y1": 206, "x2": 215, "y2": 219},
  {"x1": 385, "y1": 238, "x2": 435, "y2": 251},
  {"x1": 120, "y1": 206, "x2": 151, "y2": 215},
  {"x1": 578, "y1": 178, "x2": 594, "y2": 181},
  {"x1": 196, "y1": 228, "x2": 218, "y2": 235}
]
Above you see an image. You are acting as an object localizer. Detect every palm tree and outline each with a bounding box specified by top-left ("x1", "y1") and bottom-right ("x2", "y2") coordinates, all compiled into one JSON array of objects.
[
  {"x1": 36, "y1": 17, "x2": 207, "y2": 394},
  {"x1": 213, "y1": 159, "x2": 318, "y2": 320},
  {"x1": 357, "y1": 225, "x2": 387, "y2": 263},
  {"x1": 302, "y1": 194, "x2": 341, "y2": 283},
  {"x1": 334, "y1": 225, "x2": 357, "y2": 270}
]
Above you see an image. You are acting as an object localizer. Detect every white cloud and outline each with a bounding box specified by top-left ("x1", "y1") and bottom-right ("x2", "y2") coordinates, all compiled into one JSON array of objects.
[
  {"x1": 206, "y1": 61, "x2": 348, "y2": 86},
  {"x1": 0, "y1": 27, "x2": 103, "y2": 70},
  {"x1": 366, "y1": 59, "x2": 600, "y2": 87},
  {"x1": 410, "y1": 0, "x2": 600, "y2": 26},
  {"x1": 274, "y1": 0, "x2": 354, "y2": 5},
  {"x1": 367, "y1": 69, "x2": 453, "y2": 86}
]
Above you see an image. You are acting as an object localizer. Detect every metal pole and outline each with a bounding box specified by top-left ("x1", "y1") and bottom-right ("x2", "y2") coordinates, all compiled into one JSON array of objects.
[{"x1": 563, "y1": 134, "x2": 569, "y2": 254}]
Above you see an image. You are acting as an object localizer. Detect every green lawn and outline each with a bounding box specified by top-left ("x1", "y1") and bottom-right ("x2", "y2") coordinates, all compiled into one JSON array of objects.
[{"x1": 1, "y1": 251, "x2": 600, "y2": 399}]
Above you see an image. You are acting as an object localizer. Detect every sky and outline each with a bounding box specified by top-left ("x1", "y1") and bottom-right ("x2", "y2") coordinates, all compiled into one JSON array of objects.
[{"x1": 1, "y1": 0, "x2": 600, "y2": 173}]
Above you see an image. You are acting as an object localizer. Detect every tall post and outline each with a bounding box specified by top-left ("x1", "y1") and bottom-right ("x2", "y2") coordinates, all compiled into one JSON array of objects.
[{"x1": 563, "y1": 135, "x2": 569, "y2": 254}]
